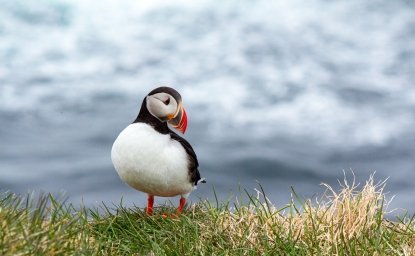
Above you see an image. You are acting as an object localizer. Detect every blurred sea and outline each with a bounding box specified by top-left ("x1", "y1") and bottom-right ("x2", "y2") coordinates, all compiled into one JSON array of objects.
[{"x1": 1, "y1": 0, "x2": 415, "y2": 213}]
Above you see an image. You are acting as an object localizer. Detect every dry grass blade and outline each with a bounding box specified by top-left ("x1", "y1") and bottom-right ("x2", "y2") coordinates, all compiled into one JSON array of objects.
[{"x1": 199, "y1": 174, "x2": 397, "y2": 254}]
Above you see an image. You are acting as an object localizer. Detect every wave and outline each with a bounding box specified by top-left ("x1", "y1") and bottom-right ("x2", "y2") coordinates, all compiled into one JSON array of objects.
[{"x1": 0, "y1": 0, "x2": 414, "y2": 149}]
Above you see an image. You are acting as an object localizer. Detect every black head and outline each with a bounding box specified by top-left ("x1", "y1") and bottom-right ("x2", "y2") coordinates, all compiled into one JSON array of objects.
[{"x1": 134, "y1": 86, "x2": 188, "y2": 134}]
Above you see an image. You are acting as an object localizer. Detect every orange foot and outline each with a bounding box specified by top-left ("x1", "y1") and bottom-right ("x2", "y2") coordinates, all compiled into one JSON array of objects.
[{"x1": 162, "y1": 197, "x2": 186, "y2": 218}]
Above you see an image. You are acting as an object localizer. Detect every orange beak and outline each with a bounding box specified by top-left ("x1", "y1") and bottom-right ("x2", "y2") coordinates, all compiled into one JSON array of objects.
[{"x1": 168, "y1": 104, "x2": 188, "y2": 134}]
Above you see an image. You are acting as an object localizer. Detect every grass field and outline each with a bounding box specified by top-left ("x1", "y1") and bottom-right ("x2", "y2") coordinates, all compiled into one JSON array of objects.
[{"x1": 1, "y1": 175, "x2": 414, "y2": 255}]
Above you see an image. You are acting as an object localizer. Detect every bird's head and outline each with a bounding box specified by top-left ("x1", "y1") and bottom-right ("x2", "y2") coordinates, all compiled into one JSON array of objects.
[{"x1": 146, "y1": 87, "x2": 188, "y2": 134}]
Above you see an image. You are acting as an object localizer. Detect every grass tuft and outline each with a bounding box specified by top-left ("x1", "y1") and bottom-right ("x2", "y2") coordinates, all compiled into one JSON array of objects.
[
  {"x1": 1, "y1": 175, "x2": 414, "y2": 255},
  {"x1": 0, "y1": 193, "x2": 95, "y2": 255}
]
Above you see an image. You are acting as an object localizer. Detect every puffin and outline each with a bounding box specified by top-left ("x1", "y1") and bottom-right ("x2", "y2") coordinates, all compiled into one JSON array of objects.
[{"x1": 111, "y1": 86, "x2": 205, "y2": 216}]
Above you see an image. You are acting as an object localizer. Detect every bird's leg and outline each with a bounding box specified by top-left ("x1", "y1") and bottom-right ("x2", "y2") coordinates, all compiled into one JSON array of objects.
[
  {"x1": 162, "y1": 197, "x2": 186, "y2": 218},
  {"x1": 177, "y1": 197, "x2": 186, "y2": 215},
  {"x1": 146, "y1": 195, "x2": 154, "y2": 215}
]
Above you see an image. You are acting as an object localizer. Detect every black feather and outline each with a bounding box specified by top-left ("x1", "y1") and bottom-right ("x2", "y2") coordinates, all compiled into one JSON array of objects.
[{"x1": 169, "y1": 131, "x2": 204, "y2": 185}]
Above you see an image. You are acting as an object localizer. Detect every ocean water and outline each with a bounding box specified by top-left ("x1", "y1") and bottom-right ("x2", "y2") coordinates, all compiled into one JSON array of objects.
[{"x1": 1, "y1": 0, "x2": 414, "y2": 213}]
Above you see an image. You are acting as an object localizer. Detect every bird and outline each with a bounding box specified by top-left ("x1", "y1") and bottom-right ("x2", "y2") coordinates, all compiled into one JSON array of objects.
[{"x1": 111, "y1": 86, "x2": 205, "y2": 216}]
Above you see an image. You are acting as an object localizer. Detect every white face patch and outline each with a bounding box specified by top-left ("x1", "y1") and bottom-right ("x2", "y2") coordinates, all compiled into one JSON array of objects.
[{"x1": 146, "y1": 92, "x2": 178, "y2": 121}]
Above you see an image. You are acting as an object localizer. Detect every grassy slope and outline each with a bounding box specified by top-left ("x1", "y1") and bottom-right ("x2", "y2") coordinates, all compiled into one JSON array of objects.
[{"x1": 1, "y1": 176, "x2": 414, "y2": 255}]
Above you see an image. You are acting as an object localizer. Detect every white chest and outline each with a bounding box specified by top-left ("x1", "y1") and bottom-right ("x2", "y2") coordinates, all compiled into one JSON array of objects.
[{"x1": 111, "y1": 123, "x2": 193, "y2": 197}]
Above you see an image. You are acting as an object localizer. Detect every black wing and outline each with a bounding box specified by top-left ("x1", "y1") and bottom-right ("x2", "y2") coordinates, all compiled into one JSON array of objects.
[{"x1": 169, "y1": 131, "x2": 205, "y2": 185}]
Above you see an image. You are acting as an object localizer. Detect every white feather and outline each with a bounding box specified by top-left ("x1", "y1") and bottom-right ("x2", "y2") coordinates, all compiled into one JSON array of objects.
[{"x1": 111, "y1": 123, "x2": 193, "y2": 197}]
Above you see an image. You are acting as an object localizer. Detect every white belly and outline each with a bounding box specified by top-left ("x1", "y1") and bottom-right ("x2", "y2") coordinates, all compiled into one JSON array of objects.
[{"x1": 111, "y1": 123, "x2": 193, "y2": 197}]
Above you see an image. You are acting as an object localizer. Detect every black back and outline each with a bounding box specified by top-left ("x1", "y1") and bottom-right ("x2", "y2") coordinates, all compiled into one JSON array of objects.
[{"x1": 169, "y1": 131, "x2": 203, "y2": 185}]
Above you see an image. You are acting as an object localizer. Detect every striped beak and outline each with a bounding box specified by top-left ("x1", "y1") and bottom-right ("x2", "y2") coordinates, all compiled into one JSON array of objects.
[{"x1": 168, "y1": 103, "x2": 188, "y2": 134}]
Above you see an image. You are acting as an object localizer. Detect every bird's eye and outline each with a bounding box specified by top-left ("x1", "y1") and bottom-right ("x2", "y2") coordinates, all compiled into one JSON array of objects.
[{"x1": 163, "y1": 98, "x2": 170, "y2": 105}]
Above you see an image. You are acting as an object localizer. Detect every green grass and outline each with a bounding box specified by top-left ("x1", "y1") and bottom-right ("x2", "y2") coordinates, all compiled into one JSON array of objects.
[{"x1": 1, "y1": 176, "x2": 414, "y2": 255}]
